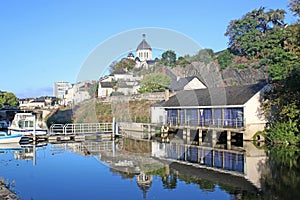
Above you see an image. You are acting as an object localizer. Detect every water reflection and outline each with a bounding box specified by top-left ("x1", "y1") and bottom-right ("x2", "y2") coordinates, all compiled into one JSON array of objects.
[
  {"x1": 0, "y1": 137, "x2": 299, "y2": 199},
  {"x1": 49, "y1": 138, "x2": 266, "y2": 199},
  {"x1": 261, "y1": 145, "x2": 300, "y2": 200}
]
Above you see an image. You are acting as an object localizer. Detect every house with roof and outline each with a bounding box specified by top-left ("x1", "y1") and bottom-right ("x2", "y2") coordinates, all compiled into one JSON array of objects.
[
  {"x1": 151, "y1": 82, "x2": 268, "y2": 140},
  {"x1": 98, "y1": 69, "x2": 141, "y2": 98},
  {"x1": 169, "y1": 76, "x2": 207, "y2": 91}
]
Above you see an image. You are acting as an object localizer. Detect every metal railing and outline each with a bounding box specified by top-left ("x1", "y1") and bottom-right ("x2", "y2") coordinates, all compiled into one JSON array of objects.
[
  {"x1": 168, "y1": 118, "x2": 245, "y2": 129},
  {"x1": 50, "y1": 123, "x2": 113, "y2": 135}
]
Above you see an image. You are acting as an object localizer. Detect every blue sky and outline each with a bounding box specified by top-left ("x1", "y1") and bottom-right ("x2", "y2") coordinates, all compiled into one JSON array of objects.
[{"x1": 0, "y1": 0, "x2": 295, "y2": 98}]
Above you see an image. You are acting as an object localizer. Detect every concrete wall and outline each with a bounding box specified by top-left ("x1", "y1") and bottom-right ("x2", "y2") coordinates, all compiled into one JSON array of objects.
[
  {"x1": 98, "y1": 87, "x2": 113, "y2": 98},
  {"x1": 151, "y1": 106, "x2": 166, "y2": 124}
]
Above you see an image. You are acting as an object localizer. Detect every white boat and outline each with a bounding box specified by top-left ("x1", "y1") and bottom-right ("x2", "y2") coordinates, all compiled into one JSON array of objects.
[
  {"x1": 0, "y1": 142, "x2": 22, "y2": 150},
  {"x1": 0, "y1": 131, "x2": 22, "y2": 144},
  {"x1": 8, "y1": 113, "x2": 48, "y2": 136}
]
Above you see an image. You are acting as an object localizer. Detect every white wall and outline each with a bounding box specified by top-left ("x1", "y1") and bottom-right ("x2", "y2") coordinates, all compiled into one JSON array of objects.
[
  {"x1": 184, "y1": 78, "x2": 207, "y2": 90},
  {"x1": 136, "y1": 49, "x2": 152, "y2": 61},
  {"x1": 151, "y1": 106, "x2": 166, "y2": 124},
  {"x1": 244, "y1": 88, "x2": 267, "y2": 140}
]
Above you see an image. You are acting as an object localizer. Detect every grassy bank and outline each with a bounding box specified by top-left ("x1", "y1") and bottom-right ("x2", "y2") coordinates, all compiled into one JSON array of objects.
[{"x1": 47, "y1": 99, "x2": 158, "y2": 125}]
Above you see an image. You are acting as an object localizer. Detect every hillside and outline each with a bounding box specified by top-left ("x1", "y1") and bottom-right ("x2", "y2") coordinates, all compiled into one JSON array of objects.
[{"x1": 71, "y1": 99, "x2": 159, "y2": 123}]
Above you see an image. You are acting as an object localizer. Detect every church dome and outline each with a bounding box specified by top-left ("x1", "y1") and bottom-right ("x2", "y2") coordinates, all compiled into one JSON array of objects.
[
  {"x1": 136, "y1": 34, "x2": 152, "y2": 51},
  {"x1": 127, "y1": 52, "x2": 134, "y2": 58}
]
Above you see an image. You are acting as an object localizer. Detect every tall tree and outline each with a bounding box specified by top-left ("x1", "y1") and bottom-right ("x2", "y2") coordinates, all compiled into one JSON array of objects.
[
  {"x1": 138, "y1": 73, "x2": 171, "y2": 93},
  {"x1": 289, "y1": 0, "x2": 300, "y2": 20},
  {"x1": 160, "y1": 50, "x2": 177, "y2": 67},
  {"x1": 109, "y1": 58, "x2": 136, "y2": 73},
  {"x1": 0, "y1": 91, "x2": 18, "y2": 107},
  {"x1": 190, "y1": 49, "x2": 214, "y2": 64},
  {"x1": 225, "y1": 7, "x2": 285, "y2": 58}
]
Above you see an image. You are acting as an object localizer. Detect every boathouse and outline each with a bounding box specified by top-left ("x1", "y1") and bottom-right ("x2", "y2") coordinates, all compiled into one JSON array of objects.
[{"x1": 151, "y1": 82, "x2": 268, "y2": 140}]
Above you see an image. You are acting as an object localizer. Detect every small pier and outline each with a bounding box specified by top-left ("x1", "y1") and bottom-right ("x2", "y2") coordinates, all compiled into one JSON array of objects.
[
  {"x1": 21, "y1": 122, "x2": 119, "y2": 143},
  {"x1": 48, "y1": 122, "x2": 118, "y2": 142}
]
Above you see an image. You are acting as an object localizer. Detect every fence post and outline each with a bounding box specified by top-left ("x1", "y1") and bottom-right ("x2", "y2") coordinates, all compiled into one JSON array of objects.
[{"x1": 112, "y1": 117, "x2": 115, "y2": 136}]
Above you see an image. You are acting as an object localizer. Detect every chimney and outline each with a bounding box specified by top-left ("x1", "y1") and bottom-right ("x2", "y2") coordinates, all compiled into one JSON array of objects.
[{"x1": 165, "y1": 89, "x2": 170, "y2": 101}]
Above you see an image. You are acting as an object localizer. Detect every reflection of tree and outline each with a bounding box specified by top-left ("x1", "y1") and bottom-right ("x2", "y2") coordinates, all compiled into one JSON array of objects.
[
  {"x1": 261, "y1": 145, "x2": 300, "y2": 199},
  {"x1": 162, "y1": 174, "x2": 177, "y2": 189},
  {"x1": 109, "y1": 168, "x2": 135, "y2": 180}
]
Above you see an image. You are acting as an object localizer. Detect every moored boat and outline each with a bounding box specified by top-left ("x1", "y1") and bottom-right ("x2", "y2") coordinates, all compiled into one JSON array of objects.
[
  {"x1": 8, "y1": 112, "x2": 48, "y2": 136},
  {"x1": 0, "y1": 131, "x2": 22, "y2": 144}
]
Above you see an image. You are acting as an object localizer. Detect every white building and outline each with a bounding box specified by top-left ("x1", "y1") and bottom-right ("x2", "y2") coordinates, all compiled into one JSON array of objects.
[
  {"x1": 136, "y1": 34, "x2": 152, "y2": 62},
  {"x1": 151, "y1": 83, "x2": 269, "y2": 140},
  {"x1": 64, "y1": 81, "x2": 92, "y2": 106},
  {"x1": 53, "y1": 82, "x2": 72, "y2": 100},
  {"x1": 98, "y1": 70, "x2": 141, "y2": 98}
]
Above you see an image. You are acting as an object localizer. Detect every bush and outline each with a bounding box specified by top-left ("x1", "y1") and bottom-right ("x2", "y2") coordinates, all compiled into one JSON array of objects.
[
  {"x1": 265, "y1": 120, "x2": 300, "y2": 145},
  {"x1": 217, "y1": 49, "x2": 234, "y2": 69}
]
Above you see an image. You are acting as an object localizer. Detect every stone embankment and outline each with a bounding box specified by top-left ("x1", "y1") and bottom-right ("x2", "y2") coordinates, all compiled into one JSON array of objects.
[{"x1": 0, "y1": 185, "x2": 19, "y2": 200}]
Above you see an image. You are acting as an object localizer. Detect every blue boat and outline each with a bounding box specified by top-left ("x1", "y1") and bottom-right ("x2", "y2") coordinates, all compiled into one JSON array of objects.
[{"x1": 0, "y1": 131, "x2": 22, "y2": 144}]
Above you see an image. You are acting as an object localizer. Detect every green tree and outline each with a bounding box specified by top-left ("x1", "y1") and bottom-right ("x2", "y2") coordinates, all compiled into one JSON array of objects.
[
  {"x1": 216, "y1": 49, "x2": 234, "y2": 69},
  {"x1": 262, "y1": 69, "x2": 300, "y2": 144},
  {"x1": 109, "y1": 58, "x2": 136, "y2": 73},
  {"x1": 0, "y1": 91, "x2": 18, "y2": 107},
  {"x1": 176, "y1": 56, "x2": 191, "y2": 67},
  {"x1": 225, "y1": 7, "x2": 285, "y2": 58},
  {"x1": 190, "y1": 49, "x2": 214, "y2": 64},
  {"x1": 138, "y1": 73, "x2": 171, "y2": 93},
  {"x1": 289, "y1": 0, "x2": 300, "y2": 20},
  {"x1": 160, "y1": 50, "x2": 177, "y2": 67}
]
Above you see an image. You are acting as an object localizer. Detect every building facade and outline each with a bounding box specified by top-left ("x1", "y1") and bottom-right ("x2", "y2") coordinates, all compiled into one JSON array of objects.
[
  {"x1": 151, "y1": 83, "x2": 268, "y2": 140},
  {"x1": 53, "y1": 82, "x2": 72, "y2": 100},
  {"x1": 136, "y1": 34, "x2": 152, "y2": 62}
]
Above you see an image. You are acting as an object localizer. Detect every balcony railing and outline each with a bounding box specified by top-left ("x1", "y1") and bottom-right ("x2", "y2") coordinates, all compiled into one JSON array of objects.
[{"x1": 167, "y1": 118, "x2": 245, "y2": 129}]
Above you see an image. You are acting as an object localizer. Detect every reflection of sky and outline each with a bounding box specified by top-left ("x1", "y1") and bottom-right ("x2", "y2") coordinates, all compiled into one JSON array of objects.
[{"x1": 0, "y1": 145, "x2": 231, "y2": 200}]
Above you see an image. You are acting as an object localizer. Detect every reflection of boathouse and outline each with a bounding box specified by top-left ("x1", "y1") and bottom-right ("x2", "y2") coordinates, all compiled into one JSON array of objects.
[{"x1": 152, "y1": 141, "x2": 267, "y2": 190}]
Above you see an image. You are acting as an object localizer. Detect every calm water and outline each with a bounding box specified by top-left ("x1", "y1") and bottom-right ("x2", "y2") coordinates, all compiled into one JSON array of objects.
[{"x1": 0, "y1": 137, "x2": 299, "y2": 200}]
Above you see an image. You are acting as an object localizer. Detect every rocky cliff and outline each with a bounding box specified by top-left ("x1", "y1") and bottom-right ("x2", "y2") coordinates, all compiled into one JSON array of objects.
[{"x1": 167, "y1": 62, "x2": 267, "y2": 87}]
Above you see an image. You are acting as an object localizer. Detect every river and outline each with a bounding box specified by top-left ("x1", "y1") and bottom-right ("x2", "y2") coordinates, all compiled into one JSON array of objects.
[{"x1": 0, "y1": 137, "x2": 299, "y2": 200}]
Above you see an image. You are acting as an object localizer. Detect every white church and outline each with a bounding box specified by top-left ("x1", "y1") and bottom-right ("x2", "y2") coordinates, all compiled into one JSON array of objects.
[{"x1": 127, "y1": 34, "x2": 157, "y2": 69}]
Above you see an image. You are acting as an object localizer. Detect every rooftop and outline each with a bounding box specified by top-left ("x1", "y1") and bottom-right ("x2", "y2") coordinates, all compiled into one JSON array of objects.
[
  {"x1": 160, "y1": 82, "x2": 267, "y2": 107},
  {"x1": 136, "y1": 34, "x2": 152, "y2": 51}
]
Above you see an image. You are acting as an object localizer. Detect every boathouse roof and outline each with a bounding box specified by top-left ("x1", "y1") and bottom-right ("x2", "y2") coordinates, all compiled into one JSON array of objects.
[{"x1": 160, "y1": 82, "x2": 267, "y2": 107}]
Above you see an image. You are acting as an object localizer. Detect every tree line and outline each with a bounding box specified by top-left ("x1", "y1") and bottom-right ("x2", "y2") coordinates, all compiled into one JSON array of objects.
[{"x1": 0, "y1": 91, "x2": 18, "y2": 107}]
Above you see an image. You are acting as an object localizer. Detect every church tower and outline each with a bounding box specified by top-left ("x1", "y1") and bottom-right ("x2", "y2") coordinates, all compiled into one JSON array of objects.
[{"x1": 136, "y1": 34, "x2": 152, "y2": 62}]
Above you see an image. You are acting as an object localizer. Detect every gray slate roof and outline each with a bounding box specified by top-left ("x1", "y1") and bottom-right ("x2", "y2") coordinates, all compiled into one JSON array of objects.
[
  {"x1": 160, "y1": 82, "x2": 266, "y2": 107},
  {"x1": 100, "y1": 82, "x2": 113, "y2": 88},
  {"x1": 169, "y1": 76, "x2": 206, "y2": 91},
  {"x1": 136, "y1": 39, "x2": 152, "y2": 51}
]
